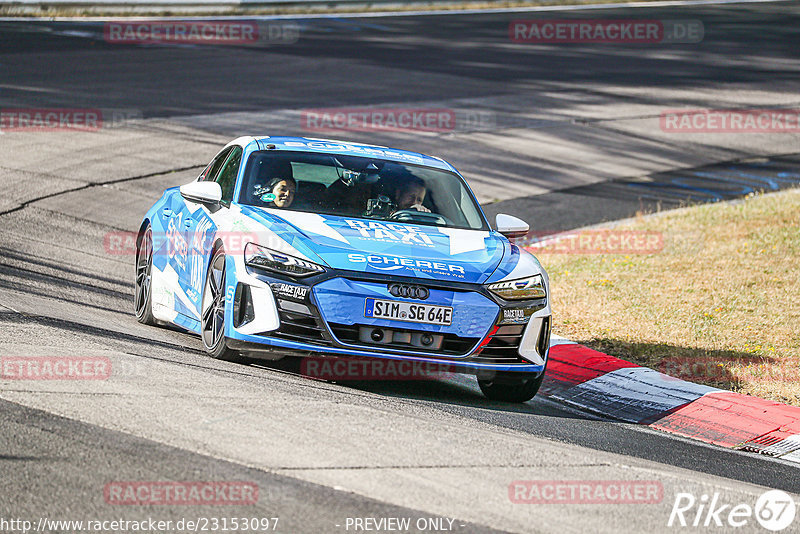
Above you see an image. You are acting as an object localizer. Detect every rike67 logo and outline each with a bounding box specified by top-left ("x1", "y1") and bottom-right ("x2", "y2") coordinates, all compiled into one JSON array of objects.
[{"x1": 668, "y1": 490, "x2": 796, "y2": 531}]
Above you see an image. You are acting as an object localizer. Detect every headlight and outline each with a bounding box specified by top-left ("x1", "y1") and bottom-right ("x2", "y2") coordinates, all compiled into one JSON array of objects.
[
  {"x1": 244, "y1": 242, "x2": 324, "y2": 277},
  {"x1": 487, "y1": 274, "x2": 546, "y2": 300}
]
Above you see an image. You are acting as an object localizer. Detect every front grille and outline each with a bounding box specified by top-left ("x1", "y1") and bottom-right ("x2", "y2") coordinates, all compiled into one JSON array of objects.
[
  {"x1": 328, "y1": 323, "x2": 479, "y2": 357},
  {"x1": 272, "y1": 299, "x2": 330, "y2": 345},
  {"x1": 470, "y1": 324, "x2": 528, "y2": 364}
]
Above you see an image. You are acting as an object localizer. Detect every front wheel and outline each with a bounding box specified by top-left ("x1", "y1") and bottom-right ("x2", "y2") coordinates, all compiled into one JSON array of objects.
[
  {"x1": 135, "y1": 225, "x2": 156, "y2": 325},
  {"x1": 200, "y1": 248, "x2": 242, "y2": 362},
  {"x1": 477, "y1": 370, "x2": 546, "y2": 403}
]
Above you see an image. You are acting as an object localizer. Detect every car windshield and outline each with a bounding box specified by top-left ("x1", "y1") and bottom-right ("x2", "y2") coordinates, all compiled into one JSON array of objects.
[{"x1": 237, "y1": 150, "x2": 489, "y2": 231}]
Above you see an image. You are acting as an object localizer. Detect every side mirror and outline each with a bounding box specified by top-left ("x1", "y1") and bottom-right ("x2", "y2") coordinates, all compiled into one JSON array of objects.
[
  {"x1": 496, "y1": 213, "x2": 529, "y2": 240},
  {"x1": 180, "y1": 181, "x2": 222, "y2": 205}
]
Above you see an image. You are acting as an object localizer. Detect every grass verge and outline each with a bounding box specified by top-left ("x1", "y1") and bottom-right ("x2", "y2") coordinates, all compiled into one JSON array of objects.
[{"x1": 533, "y1": 188, "x2": 800, "y2": 405}]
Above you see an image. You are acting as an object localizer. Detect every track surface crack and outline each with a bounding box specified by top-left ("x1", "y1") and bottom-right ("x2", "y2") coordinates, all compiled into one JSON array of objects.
[{"x1": 0, "y1": 164, "x2": 203, "y2": 218}]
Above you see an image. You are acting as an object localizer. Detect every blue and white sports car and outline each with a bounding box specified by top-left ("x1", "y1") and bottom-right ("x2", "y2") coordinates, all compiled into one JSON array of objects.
[{"x1": 136, "y1": 137, "x2": 551, "y2": 401}]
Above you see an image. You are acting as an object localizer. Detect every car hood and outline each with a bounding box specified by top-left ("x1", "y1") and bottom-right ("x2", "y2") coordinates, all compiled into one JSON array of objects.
[{"x1": 239, "y1": 206, "x2": 508, "y2": 284}]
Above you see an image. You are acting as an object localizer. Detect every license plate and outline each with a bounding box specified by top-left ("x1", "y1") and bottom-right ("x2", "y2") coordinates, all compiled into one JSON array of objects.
[{"x1": 364, "y1": 298, "x2": 453, "y2": 326}]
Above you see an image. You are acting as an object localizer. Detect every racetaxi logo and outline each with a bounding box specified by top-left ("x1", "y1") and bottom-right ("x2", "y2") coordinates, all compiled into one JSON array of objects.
[
  {"x1": 500, "y1": 307, "x2": 537, "y2": 325},
  {"x1": 271, "y1": 282, "x2": 309, "y2": 301},
  {"x1": 344, "y1": 219, "x2": 434, "y2": 246},
  {"x1": 503, "y1": 309, "x2": 525, "y2": 321},
  {"x1": 347, "y1": 254, "x2": 465, "y2": 274}
]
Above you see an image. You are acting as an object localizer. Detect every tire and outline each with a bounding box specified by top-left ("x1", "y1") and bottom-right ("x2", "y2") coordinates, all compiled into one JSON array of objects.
[
  {"x1": 135, "y1": 225, "x2": 157, "y2": 325},
  {"x1": 200, "y1": 247, "x2": 243, "y2": 362},
  {"x1": 477, "y1": 369, "x2": 546, "y2": 403}
]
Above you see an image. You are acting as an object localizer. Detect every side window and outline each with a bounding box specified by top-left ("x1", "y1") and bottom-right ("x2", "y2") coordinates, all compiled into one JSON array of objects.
[
  {"x1": 215, "y1": 146, "x2": 243, "y2": 204},
  {"x1": 201, "y1": 147, "x2": 233, "y2": 182}
]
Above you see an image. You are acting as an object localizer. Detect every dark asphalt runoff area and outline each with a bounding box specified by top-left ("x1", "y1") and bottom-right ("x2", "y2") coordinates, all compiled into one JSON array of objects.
[{"x1": 1, "y1": 2, "x2": 799, "y2": 533}]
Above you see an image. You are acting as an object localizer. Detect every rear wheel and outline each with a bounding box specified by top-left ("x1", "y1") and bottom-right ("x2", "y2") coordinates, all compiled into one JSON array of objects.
[
  {"x1": 477, "y1": 369, "x2": 546, "y2": 403},
  {"x1": 135, "y1": 225, "x2": 156, "y2": 325},
  {"x1": 200, "y1": 248, "x2": 242, "y2": 362}
]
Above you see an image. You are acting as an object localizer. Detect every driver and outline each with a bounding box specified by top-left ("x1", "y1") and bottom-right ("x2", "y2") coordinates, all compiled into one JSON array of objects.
[{"x1": 393, "y1": 176, "x2": 430, "y2": 213}]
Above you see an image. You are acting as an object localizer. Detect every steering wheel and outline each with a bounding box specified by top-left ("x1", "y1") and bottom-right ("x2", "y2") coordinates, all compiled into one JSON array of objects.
[{"x1": 389, "y1": 209, "x2": 451, "y2": 226}]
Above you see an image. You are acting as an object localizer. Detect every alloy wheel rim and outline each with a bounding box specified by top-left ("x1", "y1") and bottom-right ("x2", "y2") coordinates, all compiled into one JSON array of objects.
[
  {"x1": 202, "y1": 253, "x2": 226, "y2": 349},
  {"x1": 135, "y1": 229, "x2": 152, "y2": 317}
]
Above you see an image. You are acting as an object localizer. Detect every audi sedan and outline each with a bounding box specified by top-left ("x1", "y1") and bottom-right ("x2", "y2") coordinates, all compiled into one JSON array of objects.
[{"x1": 135, "y1": 136, "x2": 551, "y2": 402}]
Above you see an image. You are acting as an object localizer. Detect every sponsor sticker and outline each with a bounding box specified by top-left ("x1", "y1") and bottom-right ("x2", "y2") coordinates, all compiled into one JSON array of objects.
[
  {"x1": 347, "y1": 253, "x2": 466, "y2": 277},
  {"x1": 270, "y1": 282, "x2": 309, "y2": 301},
  {"x1": 500, "y1": 308, "x2": 535, "y2": 325},
  {"x1": 342, "y1": 219, "x2": 435, "y2": 248}
]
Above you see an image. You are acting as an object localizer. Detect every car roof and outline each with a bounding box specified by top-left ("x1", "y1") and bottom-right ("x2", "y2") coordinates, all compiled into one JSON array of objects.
[{"x1": 247, "y1": 136, "x2": 456, "y2": 172}]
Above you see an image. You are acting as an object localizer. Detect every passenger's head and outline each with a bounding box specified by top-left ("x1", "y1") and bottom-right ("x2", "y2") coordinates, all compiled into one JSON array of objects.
[
  {"x1": 265, "y1": 176, "x2": 296, "y2": 208},
  {"x1": 394, "y1": 176, "x2": 427, "y2": 210}
]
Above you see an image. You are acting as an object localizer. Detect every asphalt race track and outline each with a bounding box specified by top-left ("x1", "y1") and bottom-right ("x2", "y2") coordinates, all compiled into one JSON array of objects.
[{"x1": 1, "y1": 2, "x2": 799, "y2": 533}]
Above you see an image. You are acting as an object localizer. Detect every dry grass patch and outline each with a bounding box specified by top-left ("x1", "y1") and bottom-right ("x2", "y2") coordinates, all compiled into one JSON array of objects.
[{"x1": 536, "y1": 188, "x2": 800, "y2": 405}]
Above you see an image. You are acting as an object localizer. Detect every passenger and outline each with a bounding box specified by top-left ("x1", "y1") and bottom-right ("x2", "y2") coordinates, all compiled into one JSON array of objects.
[{"x1": 255, "y1": 175, "x2": 296, "y2": 208}]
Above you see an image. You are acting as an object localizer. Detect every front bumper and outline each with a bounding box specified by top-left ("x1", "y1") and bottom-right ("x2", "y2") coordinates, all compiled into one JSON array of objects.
[{"x1": 227, "y1": 268, "x2": 551, "y2": 374}]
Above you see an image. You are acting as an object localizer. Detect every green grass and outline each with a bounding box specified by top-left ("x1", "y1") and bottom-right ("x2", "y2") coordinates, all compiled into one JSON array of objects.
[{"x1": 535, "y1": 188, "x2": 800, "y2": 405}]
